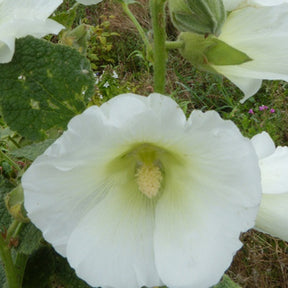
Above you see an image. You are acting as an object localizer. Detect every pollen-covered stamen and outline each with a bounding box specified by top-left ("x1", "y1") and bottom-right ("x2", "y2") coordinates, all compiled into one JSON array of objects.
[{"x1": 135, "y1": 163, "x2": 163, "y2": 199}]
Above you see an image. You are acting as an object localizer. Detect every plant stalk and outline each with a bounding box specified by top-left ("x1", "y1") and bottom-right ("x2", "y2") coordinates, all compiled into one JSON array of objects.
[{"x1": 150, "y1": 0, "x2": 167, "y2": 94}]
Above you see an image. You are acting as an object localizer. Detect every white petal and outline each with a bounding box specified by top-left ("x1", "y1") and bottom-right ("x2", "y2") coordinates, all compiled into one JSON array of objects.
[
  {"x1": 154, "y1": 110, "x2": 261, "y2": 288},
  {"x1": 220, "y1": 5, "x2": 288, "y2": 79},
  {"x1": 76, "y1": 0, "x2": 102, "y2": 5},
  {"x1": 255, "y1": 193, "x2": 288, "y2": 241},
  {"x1": 222, "y1": 0, "x2": 243, "y2": 11},
  {"x1": 251, "y1": 132, "x2": 275, "y2": 159},
  {"x1": 0, "y1": 0, "x2": 63, "y2": 63},
  {"x1": 260, "y1": 146, "x2": 288, "y2": 194},
  {"x1": 0, "y1": 0, "x2": 62, "y2": 20},
  {"x1": 210, "y1": 69, "x2": 262, "y2": 102},
  {"x1": 13, "y1": 19, "x2": 64, "y2": 39},
  {"x1": 67, "y1": 181, "x2": 162, "y2": 288}
]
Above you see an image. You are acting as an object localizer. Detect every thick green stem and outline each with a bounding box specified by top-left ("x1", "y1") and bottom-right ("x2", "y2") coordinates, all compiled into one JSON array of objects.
[
  {"x1": 150, "y1": 0, "x2": 167, "y2": 94},
  {"x1": 121, "y1": 2, "x2": 152, "y2": 60},
  {"x1": 0, "y1": 220, "x2": 26, "y2": 288},
  {"x1": 0, "y1": 236, "x2": 20, "y2": 288}
]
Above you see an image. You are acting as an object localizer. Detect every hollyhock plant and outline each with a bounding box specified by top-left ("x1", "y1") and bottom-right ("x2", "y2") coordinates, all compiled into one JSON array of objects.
[
  {"x1": 252, "y1": 132, "x2": 288, "y2": 241},
  {"x1": 22, "y1": 93, "x2": 261, "y2": 288},
  {"x1": 0, "y1": 0, "x2": 64, "y2": 63}
]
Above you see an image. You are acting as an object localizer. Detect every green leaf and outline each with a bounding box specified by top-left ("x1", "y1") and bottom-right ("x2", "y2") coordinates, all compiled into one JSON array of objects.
[
  {"x1": 0, "y1": 263, "x2": 8, "y2": 288},
  {"x1": 0, "y1": 36, "x2": 95, "y2": 141},
  {"x1": 0, "y1": 175, "x2": 14, "y2": 230},
  {"x1": 17, "y1": 223, "x2": 43, "y2": 255},
  {"x1": 52, "y1": 252, "x2": 92, "y2": 288},
  {"x1": 212, "y1": 275, "x2": 241, "y2": 288},
  {"x1": 52, "y1": 5, "x2": 78, "y2": 28},
  {"x1": 22, "y1": 246, "x2": 55, "y2": 288},
  {"x1": 10, "y1": 139, "x2": 55, "y2": 161},
  {"x1": 22, "y1": 246, "x2": 92, "y2": 288}
]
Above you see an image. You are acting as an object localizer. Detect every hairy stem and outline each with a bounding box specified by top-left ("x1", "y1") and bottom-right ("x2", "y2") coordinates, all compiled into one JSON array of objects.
[{"x1": 150, "y1": 0, "x2": 167, "y2": 93}]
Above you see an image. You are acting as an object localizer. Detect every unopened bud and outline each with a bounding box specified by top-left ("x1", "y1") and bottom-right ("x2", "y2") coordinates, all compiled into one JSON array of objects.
[{"x1": 168, "y1": 0, "x2": 226, "y2": 36}]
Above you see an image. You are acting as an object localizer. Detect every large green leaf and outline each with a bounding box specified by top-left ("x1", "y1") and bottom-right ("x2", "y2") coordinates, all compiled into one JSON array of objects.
[
  {"x1": 16, "y1": 222, "x2": 43, "y2": 255},
  {"x1": 22, "y1": 246, "x2": 92, "y2": 288},
  {"x1": 0, "y1": 36, "x2": 95, "y2": 141}
]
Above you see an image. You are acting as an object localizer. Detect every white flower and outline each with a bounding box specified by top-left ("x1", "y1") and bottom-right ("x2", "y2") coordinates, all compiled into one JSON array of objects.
[
  {"x1": 0, "y1": 0, "x2": 64, "y2": 64},
  {"x1": 251, "y1": 132, "x2": 288, "y2": 241},
  {"x1": 22, "y1": 93, "x2": 261, "y2": 288},
  {"x1": 213, "y1": 2, "x2": 288, "y2": 102},
  {"x1": 76, "y1": 0, "x2": 102, "y2": 5}
]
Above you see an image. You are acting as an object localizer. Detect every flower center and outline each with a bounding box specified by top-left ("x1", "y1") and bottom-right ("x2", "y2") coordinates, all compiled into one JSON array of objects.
[{"x1": 135, "y1": 163, "x2": 163, "y2": 199}]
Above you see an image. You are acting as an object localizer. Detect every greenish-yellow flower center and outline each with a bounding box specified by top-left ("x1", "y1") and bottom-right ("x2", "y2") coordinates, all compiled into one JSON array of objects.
[{"x1": 135, "y1": 163, "x2": 163, "y2": 199}]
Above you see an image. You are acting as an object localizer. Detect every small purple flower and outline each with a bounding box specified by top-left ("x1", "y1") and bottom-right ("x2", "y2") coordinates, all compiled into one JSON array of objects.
[
  {"x1": 248, "y1": 109, "x2": 254, "y2": 114},
  {"x1": 270, "y1": 108, "x2": 275, "y2": 113},
  {"x1": 259, "y1": 105, "x2": 268, "y2": 111}
]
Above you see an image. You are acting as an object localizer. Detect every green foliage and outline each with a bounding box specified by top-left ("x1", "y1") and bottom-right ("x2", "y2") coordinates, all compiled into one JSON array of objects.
[
  {"x1": 0, "y1": 175, "x2": 14, "y2": 230},
  {"x1": 212, "y1": 275, "x2": 241, "y2": 288},
  {"x1": 0, "y1": 36, "x2": 95, "y2": 141},
  {"x1": 11, "y1": 139, "x2": 55, "y2": 161},
  {"x1": 92, "y1": 66, "x2": 137, "y2": 104},
  {"x1": 16, "y1": 223, "x2": 43, "y2": 255},
  {"x1": 23, "y1": 246, "x2": 92, "y2": 288},
  {"x1": 86, "y1": 16, "x2": 120, "y2": 70},
  {"x1": 0, "y1": 264, "x2": 8, "y2": 288},
  {"x1": 52, "y1": 3, "x2": 78, "y2": 28}
]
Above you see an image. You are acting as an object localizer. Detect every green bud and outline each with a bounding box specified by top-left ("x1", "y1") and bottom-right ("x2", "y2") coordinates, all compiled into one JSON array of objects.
[
  {"x1": 168, "y1": 0, "x2": 226, "y2": 36},
  {"x1": 5, "y1": 185, "x2": 29, "y2": 223},
  {"x1": 60, "y1": 24, "x2": 90, "y2": 55},
  {"x1": 178, "y1": 32, "x2": 252, "y2": 73}
]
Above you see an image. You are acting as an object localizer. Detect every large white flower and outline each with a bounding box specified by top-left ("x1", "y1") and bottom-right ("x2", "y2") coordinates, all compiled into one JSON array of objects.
[
  {"x1": 22, "y1": 93, "x2": 261, "y2": 288},
  {"x1": 251, "y1": 132, "x2": 288, "y2": 241},
  {"x1": 213, "y1": 2, "x2": 288, "y2": 102},
  {"x1": 0, "y1": 0, "x2": 64, "y2": 63}
]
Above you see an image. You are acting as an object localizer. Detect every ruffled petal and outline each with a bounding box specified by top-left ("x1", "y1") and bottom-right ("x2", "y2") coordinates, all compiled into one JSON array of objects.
[
  {"x1": 13, "y1": 19, "x2": 64, "y2": 39},
  {"x1": 154, "y1": 110, "x2": 261, "y2": 288},
  {"x1": 251, "y1": 132, "x2": 275, "y2": 160},
  {"x1": 255, "y1": 193, "x2": 288, "y2": 241}
]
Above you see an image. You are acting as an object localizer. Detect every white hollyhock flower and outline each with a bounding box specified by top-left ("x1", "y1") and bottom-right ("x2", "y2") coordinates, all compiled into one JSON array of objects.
[
  {"x1": 251, "y1": 132, "x2": 288, "y2": 241},
  {"x1": 76, "y1": 0, "x2": 102, "y2": 5},
  {"x1": 223, "y1": 0, "x2": 288, "y2": 11},
  {"x1": 0, "y1": 0, "x2": 64, "y2": 63},
  {"x1": 213, "y1": 2, "x2": 288, "y2": 102},
  {"x1": 22, "y1": 93, "x2": 261, "y2": 288}
]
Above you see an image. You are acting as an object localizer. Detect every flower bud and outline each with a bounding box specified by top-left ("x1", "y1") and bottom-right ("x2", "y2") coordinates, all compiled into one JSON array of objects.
[
  {"x1": 168, "y1": 0, "x2": 226, "y2": 36},
  {"x1": 178, "y1": 32, "x2": 252, "y2": 73},
  {"x1": 5, "y1": 185, "x2": 29, "y2": 223}
]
